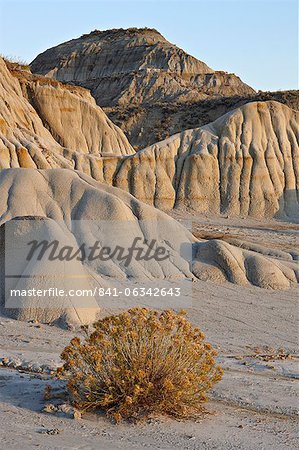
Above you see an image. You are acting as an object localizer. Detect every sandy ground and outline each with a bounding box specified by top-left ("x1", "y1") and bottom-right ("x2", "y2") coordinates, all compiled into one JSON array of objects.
[{"x1": 0, "y1": 216, "x2": 298, "y2": 449}]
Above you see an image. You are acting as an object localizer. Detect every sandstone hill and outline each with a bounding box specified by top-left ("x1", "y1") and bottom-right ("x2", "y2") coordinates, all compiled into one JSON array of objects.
[
  {"x1": 113, "y1": 101, "x2": 299, "y2": 219},
  {"x1": 1, "y1": 169, "x2": 297, "y2": 326},
  {"x1": 31, "y1": 28, "x2": 254, "y2": 107},
  {"x1": 0, "y1": 57, "x2": 134, "y2": 167},
  {"x1": 30, "y1": 28, "x2": 257, "y2": 148}
]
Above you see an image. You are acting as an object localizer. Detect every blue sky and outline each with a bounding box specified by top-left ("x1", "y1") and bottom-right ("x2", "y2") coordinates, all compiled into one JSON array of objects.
[{"x1": 0, "y1": 0, "x2": 297, "y2": 91}]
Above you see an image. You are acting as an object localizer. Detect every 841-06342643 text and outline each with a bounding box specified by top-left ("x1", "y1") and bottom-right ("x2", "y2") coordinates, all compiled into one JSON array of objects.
[{"x1": 9, "y1": 287, "x2": 181, "y2": 298}]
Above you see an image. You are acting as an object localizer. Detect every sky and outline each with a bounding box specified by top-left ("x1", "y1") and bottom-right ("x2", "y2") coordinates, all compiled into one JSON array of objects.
[{"x1": 0, "y1": 0, "x2": 297, "y2": 92}]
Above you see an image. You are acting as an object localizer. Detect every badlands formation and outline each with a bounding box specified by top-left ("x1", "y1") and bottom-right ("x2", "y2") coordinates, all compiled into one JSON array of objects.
[
  {"x1": 115, "y1": 101, "x2": 299, "y2": 218},
  {"x1": 0, "y1": 169, "x2": 297, "y2": 326},
  {"x1": 0, "y1": 169, "x2": 194, "y2": 325},
  {"x1": 31, "y1": 28, "x2": 254, "y2": 107},
  {"x1": 0, "y1": 28, "x2": 298, "y2": 325},
  {"x1": 0, "y1": 57, "x2": 134, "y2": 168},
  {"x1": 0, "y1": 26, "x2": 298, "y2": 450},
  {"x1": 31, "y1": 28, "x2": 256, "y2": 147},
  {"x1": 2, "y1": 57, "x2": 298, "y2": 220},
  {"x1": 30, "y1": 28, "x2": 298, "y2": 149}
]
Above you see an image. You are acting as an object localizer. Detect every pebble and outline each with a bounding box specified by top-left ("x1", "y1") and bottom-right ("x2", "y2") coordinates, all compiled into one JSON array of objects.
[{"x1": 39, "y1": 428, "x2": 63, "y2": 435}]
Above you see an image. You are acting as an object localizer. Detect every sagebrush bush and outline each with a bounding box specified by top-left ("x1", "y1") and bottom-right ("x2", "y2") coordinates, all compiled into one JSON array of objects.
[{"x1": 58, "y1": 308, "x2": 223, "y2": 422}]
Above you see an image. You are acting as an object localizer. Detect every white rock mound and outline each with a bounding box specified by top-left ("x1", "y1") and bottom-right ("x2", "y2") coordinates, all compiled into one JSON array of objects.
[
  {"x1": 193, "y1": 240, "x2": 298, "y2": 290},
  {"x1": 0, "y1": 168, "x2": 194, "y2": 325},
  {"x1": 1, "y1": 217, "x2": 100, "y2": 326}
]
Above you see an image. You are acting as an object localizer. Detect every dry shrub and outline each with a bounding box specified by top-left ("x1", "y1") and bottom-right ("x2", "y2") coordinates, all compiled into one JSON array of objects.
[{"x1": 58, "y1": 308, "x2": 223, "y2": 422}]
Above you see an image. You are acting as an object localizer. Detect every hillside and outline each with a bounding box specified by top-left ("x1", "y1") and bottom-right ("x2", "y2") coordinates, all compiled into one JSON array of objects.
[
  {"x1": 1, "y1": 169, "x2": 297, "y2": 329},
  {"x1": 113, "y1": 101, "x2": 299, "y2": 219},
  {"x1": 107, "y1": 89, "x2": 299, "y2": 148},
  {"x1": 31, "y1": 28, "x2": 254, "y2": 107},
  {"x1": 0, "y1": 57, "x2": 134, "y2": 164},
  {"x1": 30, "y1": 28, "x2": 299, "y2": 150},
  {"x1": 2, "y1": 55, "x2": 298, "y2": 219}
]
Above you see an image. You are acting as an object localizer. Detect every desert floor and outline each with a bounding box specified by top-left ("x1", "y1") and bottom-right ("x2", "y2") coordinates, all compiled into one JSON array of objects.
[{"x1": 0, "y1": 215, "x2": 298, "y2": 449}]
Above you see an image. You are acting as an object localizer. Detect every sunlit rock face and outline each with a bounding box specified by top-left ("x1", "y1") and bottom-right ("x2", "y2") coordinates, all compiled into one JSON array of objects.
[
  {"x1": 113, "y1": 101, "x2": 299, "y2": 219},
  {"x1": 31, "y1": 27, "x2": 256, "y2": 106},
  {"x1": 0, "y1": 57, "x2": 134, "y2": 168}
]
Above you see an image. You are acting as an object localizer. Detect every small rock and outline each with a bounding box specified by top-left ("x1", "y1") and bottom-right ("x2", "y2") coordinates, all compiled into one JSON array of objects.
[
  {"x1": 58, "y1": 403, "x2": 81, "y2": 419},
  {"x1": 74, "y1": 410, "x2": 82, "y2": 420},
  {"x1": 39, "y1": 428, "x2": 62, "y2": 435},
  {"x1": 43, "y1": 403, "x2": 57, "y2": 414},
  {"x1": 43, "y1": 402, "x2": 81, "y2": 420}
]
